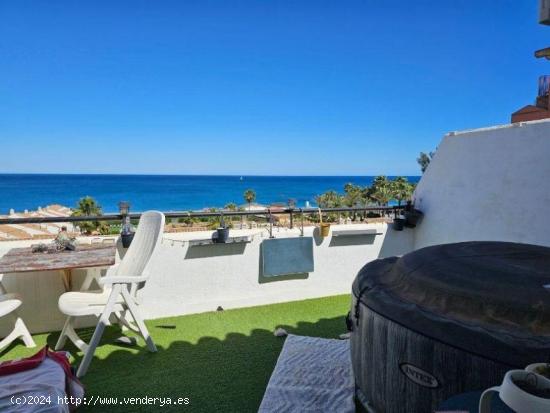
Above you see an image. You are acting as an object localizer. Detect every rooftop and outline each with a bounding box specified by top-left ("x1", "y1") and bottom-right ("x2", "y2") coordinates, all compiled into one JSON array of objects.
[{"x1": 0, "y1": 204, "x2": 75, "y2": 241}]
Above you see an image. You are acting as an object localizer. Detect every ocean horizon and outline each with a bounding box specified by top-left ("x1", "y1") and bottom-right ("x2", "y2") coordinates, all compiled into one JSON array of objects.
[{"x1": 0, "y1": 174, "x2": 421, "y2": 214}]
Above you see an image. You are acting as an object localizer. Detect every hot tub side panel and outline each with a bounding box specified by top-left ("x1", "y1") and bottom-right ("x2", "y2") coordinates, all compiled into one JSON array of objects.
[{"x1": 350, "y1": 297, "x2": 512, "y2": 413}]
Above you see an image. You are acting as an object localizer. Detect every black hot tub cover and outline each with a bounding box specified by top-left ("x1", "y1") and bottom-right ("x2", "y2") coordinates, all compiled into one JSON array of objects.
[{"x1": 352, "y1": 241, "x2": 550, "y2": 366}]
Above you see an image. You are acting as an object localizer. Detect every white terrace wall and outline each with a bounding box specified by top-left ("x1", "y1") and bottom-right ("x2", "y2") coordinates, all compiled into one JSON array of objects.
[
  {"x1": 0, "y1": 223, "x2": 414, "y2": 335},
  {"x1": 413, "y1": 119, "x2": 550, "y2": 250}
]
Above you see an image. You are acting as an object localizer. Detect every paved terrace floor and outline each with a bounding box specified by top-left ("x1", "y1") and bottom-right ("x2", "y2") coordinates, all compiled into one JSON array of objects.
[{"x1": 0, "y1": 295, "x2": 350, "y2": 412}]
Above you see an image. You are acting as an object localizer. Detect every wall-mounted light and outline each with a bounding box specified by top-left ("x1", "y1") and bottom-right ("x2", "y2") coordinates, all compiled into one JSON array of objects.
[{"x1": 118, "y1": 201, "x2": 130, "y2": 216}]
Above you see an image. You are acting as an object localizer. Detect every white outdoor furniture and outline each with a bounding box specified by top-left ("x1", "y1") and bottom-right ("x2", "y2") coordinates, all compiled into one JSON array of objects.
[
  {"x1": 55, "y1": 211, "x2": 165, "y2": 377},
  {"x1": 0, "y1": 275, "x2": 35, "y2": 351}
]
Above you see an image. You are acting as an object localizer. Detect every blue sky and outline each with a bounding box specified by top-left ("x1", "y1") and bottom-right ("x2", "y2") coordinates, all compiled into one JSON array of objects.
[{"x1": 1, "y1": 1, "x2": 547, "y2": 175}]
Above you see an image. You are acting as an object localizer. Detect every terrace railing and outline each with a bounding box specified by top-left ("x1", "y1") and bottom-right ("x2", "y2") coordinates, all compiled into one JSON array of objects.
[{"x1": 0, "y1": 206, "x2": 405, "y2": 227}]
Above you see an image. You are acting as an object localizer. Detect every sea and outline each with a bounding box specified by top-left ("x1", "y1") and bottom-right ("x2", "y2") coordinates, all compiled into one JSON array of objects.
[{"x1": 0, "y1": 174, "x2": 421, "y2": 214}]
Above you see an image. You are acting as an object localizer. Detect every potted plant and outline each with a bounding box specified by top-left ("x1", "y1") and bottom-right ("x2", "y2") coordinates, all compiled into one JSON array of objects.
[
  {"x1": 216, "y1": 215, "x2": 230, "y2": 243},
  {"x1": 393, "y1": 215, "x2": 405, "y2": 231},
  {"x1": 404, "y1": 201, "x2": 423, "y2": 228},
  {"x1": 318, "y1": 208, "x2": 330, "y2": 237},
  {"x1": 526, "y1": 363, "x2": 550, "y2": 380},
  {"x1": 479, "y1": 370, "x2": 550, "y2": 413},
  {"x1": 120, "y1": 220, "x2": 134, "y2": 248},
  {"x1": 118, "y1": 201, "x2": 135, "y2": 248}
]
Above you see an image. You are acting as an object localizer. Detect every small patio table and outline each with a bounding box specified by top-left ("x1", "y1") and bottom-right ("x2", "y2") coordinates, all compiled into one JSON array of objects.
[{"x1": 0, "y1": 244, "x2": 116, "y2": 291}]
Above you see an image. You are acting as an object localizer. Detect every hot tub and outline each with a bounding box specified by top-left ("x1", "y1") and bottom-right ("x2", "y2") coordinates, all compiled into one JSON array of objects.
[{"x1": 349, "y1": 241, "x2": 550, "y2": 413}]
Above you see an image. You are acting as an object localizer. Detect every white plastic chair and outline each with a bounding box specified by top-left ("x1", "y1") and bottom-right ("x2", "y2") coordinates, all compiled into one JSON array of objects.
[
  {"x1": 55, "y1": 211, "x2": 165, "y2": 377},
  {"x1": 79, "y1": 237, "x2": 116, "y2": 292},
  {"x1": 0, "y1": 275, "x2": 35, "y2": 351}
]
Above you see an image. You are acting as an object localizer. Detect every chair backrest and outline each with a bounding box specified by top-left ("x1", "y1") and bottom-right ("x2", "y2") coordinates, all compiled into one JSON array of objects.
[{"x1": 115, "y1": 211, "x2": 165, "y2": 281}]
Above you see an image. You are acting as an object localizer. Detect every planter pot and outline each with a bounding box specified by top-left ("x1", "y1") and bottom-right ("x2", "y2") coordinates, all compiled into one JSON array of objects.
[
  {"x1": 404, "y1": 209, "x2": 423, "y2": 228},
  {"x1": 319, "y1": 222, "x2": 331, "y2": 237},
  {"x1": 526, "y1": 363, "x2": 550, "y2": 381},
  {"x1": 479, "y1": 370, "x2": 550, "y2": 413},
  {"x1": 120, "y1": 232, "x2": 134, "y2": 248},
  {"x1": 216, "y1": 227, "x2": 230, "y2": 243},
  {"x1": 393, "y1": 217, "x2": 405, "y2": 231}
]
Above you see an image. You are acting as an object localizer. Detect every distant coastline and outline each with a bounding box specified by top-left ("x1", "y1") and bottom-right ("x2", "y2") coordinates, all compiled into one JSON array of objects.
[{"x1": 0, "y1": 174, "x2": 421, "y2": 214}]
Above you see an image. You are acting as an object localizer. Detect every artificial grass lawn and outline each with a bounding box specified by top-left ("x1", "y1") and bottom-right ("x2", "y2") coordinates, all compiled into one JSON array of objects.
[{"x1": 1, "y1": 294, "x2": 350, "y2": 412}]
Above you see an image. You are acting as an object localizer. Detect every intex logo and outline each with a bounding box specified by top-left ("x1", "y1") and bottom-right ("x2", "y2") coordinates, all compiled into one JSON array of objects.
[{"x1": 399, "y1": 363, "x2": 439, "y2": 388}]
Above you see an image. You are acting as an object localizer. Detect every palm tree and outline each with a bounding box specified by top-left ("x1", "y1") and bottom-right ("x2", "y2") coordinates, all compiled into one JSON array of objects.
[
  {"x1": 72, "y1": 196, "x2": 103, "y2": 234},
  {"x1": 224, "y1": 202, "x2": 237, "y2": 211},
  {"x1": 368, "y1": 176, "x2": 390, "y2": 205},
  {"x1": 316, "y1": 190, "x2": 342, "y2": 208},
  {"x1": 243, "y1": 189, "x2": 256, "y2": 211},
  {"x1": 314, "y1": 191, "x2": 342, "y2": 223},
  {"x1": 343, "y1": 183, "x2": 363, "y2": 207},
  {"x1": 328, "y1": 191, "x2": 341, "y2": 207},
  {"x1": 362, "y1": 186, "x2": 375, "y2": 206},
  {"x1": 342, "y1": 183, "x2": 364, "y2": 220},
  {"x1": 223, "y1": 203, "x2": 237, "y2": 227},
  {"x1": 417, "y1": 151, "x2": 435, "y2": 173},
  {"x1": 73, "y1": 196, "x2": 101, "y2": 216},
  {"x1": 372, "y1": 175, "x2": 389, "y2": 191},
  {"x1": 344, "y1": 182, "x2": 357, "y2": 194},
  {"x1": 315, "y1": 194, "x2": 324, "y2": 208},
  {"x1": 372, "y1": 185, "x2": 393, "y2": 206},
  {"x1": 391, "y1": 177, "x2": 413, "y2": 206},
  {"x1": 343, "y1": 190, "x2": 361, "y2": 208}
]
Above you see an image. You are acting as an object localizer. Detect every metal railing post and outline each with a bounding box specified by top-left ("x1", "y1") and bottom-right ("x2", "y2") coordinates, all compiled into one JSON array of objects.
[
  {"x1": 300, "y1": 208, "x2": 304, "y2": 236},
  {"x1": 268, "y1": 209, "x2": 274, "y2": 238}
]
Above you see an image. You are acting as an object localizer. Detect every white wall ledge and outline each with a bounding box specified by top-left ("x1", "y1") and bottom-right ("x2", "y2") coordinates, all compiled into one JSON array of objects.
[{"x1": 445, "y1": 117, "x2": 550, "y2": 137}]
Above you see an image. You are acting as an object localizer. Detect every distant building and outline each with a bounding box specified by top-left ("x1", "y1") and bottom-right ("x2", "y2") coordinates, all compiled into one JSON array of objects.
[
  {"x1": 239, "y1": 203, "x2": 266, "y2": 211},
  {"x1": 0, "y1": 204, "x2": 74, "y2": 241},
  {"x1": 511, "y1": 76, "x2": 550, "y2": 123},
  {"x1": 512, "y1": 6, "x2": 550, "y2": 123}
]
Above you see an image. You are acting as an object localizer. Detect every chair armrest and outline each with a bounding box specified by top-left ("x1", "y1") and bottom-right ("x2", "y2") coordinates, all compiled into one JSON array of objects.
[{"x1": 98, "y1": 275, "x2": 147, "y2": 286}]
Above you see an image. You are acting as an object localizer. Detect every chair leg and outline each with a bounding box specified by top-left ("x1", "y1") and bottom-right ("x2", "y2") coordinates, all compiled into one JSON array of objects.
[
  {"x1": 115, "y1": 309, "x2": 139, "y2": 333},
  {"x1": 0, "y1": 316, "x2": 35, "y2": 351},
  {"x1": 80, "y1": 272, "x2": 97, "y2": 291},
  {"x1": 0, "y1": 276, "x2": 34, "y2": 349},
  {"x1": 55, "y1": 317, "x2": 70, "y2": 350},
  {"x1": 121, "y1": 289, "x2": 157, "y2": 353},
  {"x1": 66, "y1": 322, "x2": 89, "y2": 352},
  {"x1": 15, "y1": 318, "x2": 35, "y2": 347},
  {"x1": 76, "y1": 285, "x2": 121, "y2": 378},
  {"x1": 55, "y1": 316, "x2": 89, "y2": 351}
]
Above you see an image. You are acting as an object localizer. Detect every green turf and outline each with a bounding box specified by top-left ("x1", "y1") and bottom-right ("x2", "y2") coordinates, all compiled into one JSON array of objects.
[{"x1": 1, "y1": 294, "x2": 350, "y2": 412}]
